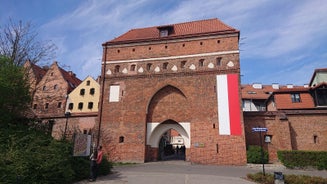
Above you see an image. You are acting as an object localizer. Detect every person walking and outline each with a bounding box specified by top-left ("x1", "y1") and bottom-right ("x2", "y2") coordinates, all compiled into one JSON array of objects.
[{"x1": 89, "y1": 147, "x2": 98, "y2": 182}]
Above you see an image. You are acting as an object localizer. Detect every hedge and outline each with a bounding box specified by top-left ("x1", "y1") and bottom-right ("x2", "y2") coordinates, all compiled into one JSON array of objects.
[
  {"x1": 247, "y1": 145, "x2": 269, "y2": 164},
  {"x1": 278, "y1": 150, "x2": 327, "y2": 170}
]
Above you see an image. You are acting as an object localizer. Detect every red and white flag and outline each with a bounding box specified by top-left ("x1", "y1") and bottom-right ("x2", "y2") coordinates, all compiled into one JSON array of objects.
[{"x1": 216, "y1": 74, "x2": 242, "y2": 135}]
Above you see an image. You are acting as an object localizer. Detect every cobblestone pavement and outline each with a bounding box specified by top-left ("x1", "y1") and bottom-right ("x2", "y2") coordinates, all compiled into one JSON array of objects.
[{"x1": 76, "y1": 161, "x2": 327, "y2": 184}]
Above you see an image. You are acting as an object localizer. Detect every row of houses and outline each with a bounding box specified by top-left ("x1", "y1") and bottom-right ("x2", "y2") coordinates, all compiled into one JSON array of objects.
[
  {"x1": 24, "y1": 60, "x2": 99, "y2": 138},
  {"x1": 23, "y1": 18, "x2": 327, "y2": 164}
]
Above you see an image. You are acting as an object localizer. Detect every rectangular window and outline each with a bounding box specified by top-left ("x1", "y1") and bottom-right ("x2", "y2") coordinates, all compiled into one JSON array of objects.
[
  {"x1": 80, "y1": 89, "x2": 85, "y2": 95},
  {"x1": 109, "y1": 85, "x2": 120, "y2": 102},
  {"x1": 57, "y1": 102, "x2": 62, "y2": 108},
  {"x1": 291, "y1": 93, "x2": 301, "y2": 103},
  {"x1": 90, "y1": 88, "x2": 95, "y2": 95},
  {"x1": 88, "y1": 102, "x2": 93, "y2": 109},
  {"x1": 33, "y1": 104, "x2": 37, "y2": 109},
  {"x1": 78, "y1": 102, "x2": 83, "y2": 110},
  {"x1": 216, "y1": 57, "x2": 222, "y2": 66},
  {"x1": 68, "y1": 103, "x2": 74, "y2": 110},
  {"x1": 130, "y1": 64, "x2": 136, "y2": 71},
  {"x1": 45, "y1": 103, "x2": 49, "y2": 109}
]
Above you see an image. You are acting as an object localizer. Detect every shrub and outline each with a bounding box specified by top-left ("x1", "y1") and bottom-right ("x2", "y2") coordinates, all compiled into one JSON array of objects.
[
  {"x1": 247, "y1": 172, "x2": 327, "y2": 184},
  {"x1": 0, "y1": 123, "x2": 112, "y2": 183},
  {"x1": 278, "y1": 150, "x2": 327, "y2": 170},
  {"x1": 247, "y1": 145, "x2": 269, "y2": 164}
]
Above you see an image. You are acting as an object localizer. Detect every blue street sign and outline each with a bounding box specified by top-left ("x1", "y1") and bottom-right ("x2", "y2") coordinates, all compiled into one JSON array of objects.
[{"x1": 252, "y1": 127, "x2": 268, "y2": 132}]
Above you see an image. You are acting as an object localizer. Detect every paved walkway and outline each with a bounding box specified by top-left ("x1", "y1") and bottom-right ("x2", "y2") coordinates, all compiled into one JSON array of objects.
[{"x1": 76, "y1": 161, "x2": 327, "y2": 184}]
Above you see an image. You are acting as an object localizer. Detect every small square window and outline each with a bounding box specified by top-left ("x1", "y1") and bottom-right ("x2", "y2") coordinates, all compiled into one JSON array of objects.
[
  {"x1": 216, "y1": 57, "x2": 222, "y2": 66},
  {"x1": 90, "y1": 88, "x2": 95, "y2": 95},
  {"x1": 291, "y1": 93, "x2": 301, "y2": 103},
  {"x1": 68, "y1": 103, "x2": 74, "y2": 110},
  {"x1": 80, "y1": 89, "x2": 85, "y2": 96},
  {"x1": 146, "y1": 63, "x2": 152, "y2": 71},
  {"x1": 88, "y1": 102, "x2": 93, "y2": 109},
  {"x1": 181, "y1": 61, "x2": 186, "y2": 68},
  {"x1": 78, "y1": 102, "x2": 83, "y2": 110},
  {"x1": 199, "y1": 59, "x2": 204, "y2": 67},
  {"x1": 163, "y1": 62, "x2": 168, "y2": 70},
  {"x1": 114, "y1": 65, "x2": 120, "y2": 73},
  {"x1": 33, "y1": 104, "x2": 37, "y2": 109},
  {"x1": 119, "y1": 136, "x2": 124, "y2": 143},
  {"x1": 130, "y1": 64, "x2": 136, "y2": 71},
  {"x1": 160, "y1": 30, "x2": 168, "y2": 37}
]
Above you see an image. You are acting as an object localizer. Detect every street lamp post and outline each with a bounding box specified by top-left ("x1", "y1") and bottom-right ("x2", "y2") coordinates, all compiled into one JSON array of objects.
[{"x1": 63, "y1": 112, "x2": 71, "y2": 140}]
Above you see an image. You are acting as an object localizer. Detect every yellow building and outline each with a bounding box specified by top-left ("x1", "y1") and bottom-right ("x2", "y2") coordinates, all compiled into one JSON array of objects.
[{"x1": 66, "y1": 76, "x2": 100, "y2": 113}]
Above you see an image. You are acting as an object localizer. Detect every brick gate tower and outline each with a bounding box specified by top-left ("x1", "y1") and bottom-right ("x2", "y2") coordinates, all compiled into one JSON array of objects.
[{"x1": 99, "y1": 18, "x2": 247, "y2": 165}]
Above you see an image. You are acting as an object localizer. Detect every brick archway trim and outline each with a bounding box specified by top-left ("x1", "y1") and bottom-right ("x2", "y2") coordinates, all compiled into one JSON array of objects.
[{"x1": 146, "y1": 122, "x2": 190, "y2": 148}]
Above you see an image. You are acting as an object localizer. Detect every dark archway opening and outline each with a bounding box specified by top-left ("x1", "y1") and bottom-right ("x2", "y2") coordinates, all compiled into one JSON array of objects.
[{"x1": 158, "y1": 128, "x2": 185, "y2": 161}]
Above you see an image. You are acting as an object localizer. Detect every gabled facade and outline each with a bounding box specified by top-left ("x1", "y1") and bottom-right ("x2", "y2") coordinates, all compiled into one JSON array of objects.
[
  {"x1": 23, "y1": 60, "x2": 48, "y2": 98},
  {"x1": 65, "y1": 76, "x2": 100, "y2": 114},
  {"x1": 32, "y1": 61, "x2": 81, "y2": 118},
  {"x1": 99, "y1": 18, "x2": 247, "y2": 165},
  {"x1": 309, "y1": 68, "x2": 327, "y2": 107}
]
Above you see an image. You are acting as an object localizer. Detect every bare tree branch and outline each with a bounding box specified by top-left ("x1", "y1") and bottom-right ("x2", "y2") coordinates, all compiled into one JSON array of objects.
[{"x1": 0, "y1": 18, "x2": 57, "y2": 66}]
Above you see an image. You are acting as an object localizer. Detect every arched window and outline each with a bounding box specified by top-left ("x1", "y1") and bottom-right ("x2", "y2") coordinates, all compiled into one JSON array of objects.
[
  {"x1": 216, "y1": 57, "x2": 222, "y2": 66},
  {"x1": 163, "y1": 62, "x2": 168, "y2": 70},
  {"x1": 146, "y1": 63, "x2": 152, "y2": 71},
  {"x1": 180, "y1": 60, "x2": 187, "y2": 68},
  {"x1": 199, "y1": 59, "x2": 205, "y2": 67},
  {"x1": 130, "y1": 64, "x2": 136, "y2": 71},
  {"x1": 114, "y1": 65, "x2": 120, "y2": 73}
]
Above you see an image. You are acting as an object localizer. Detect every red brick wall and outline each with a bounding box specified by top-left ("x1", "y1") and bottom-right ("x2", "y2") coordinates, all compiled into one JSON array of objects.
[
  {"x1": 33, "y1": 63, "x2": 68, "y2": 118},
  {"x1": 244, "y1": 111, "x2": 327, "y2": 162},
  {"x1": 100, "y1": 33, "x2": 247, "y2": 165}
]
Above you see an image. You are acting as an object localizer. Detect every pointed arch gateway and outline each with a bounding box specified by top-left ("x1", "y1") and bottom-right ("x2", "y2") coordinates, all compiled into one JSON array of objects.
[{"x1": 146, "y1": 85, "x2": 191, "y2": 161}]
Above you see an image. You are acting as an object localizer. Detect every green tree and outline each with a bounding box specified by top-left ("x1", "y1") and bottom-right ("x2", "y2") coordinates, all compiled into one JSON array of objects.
[{"x1": 0, "y1": 56, "x2": 31, "y2": 123}]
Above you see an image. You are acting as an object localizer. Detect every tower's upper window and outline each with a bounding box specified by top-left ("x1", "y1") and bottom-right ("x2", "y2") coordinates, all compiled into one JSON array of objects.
[
  {"x1": 158, "y1": 26, "x2": 174, "y2": 37},
  {"x1": 160, "y1": 30, "x2": 168, "y2": 37}
]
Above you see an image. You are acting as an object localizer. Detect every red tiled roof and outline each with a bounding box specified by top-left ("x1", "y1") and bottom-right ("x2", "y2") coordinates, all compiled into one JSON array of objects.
[
  {"x1": 241, "y1": 84, "x2": 308, "y2": 100},
  {"x1": 241, "y1": 84, "x2": 273, "y2": 100},
  {"x1": 273, "y1": 87, "x2": 309, "y2": 93},
  {"x1": 59, "y1": 67, "x2": 82, "y2": 93},
  {"x1": 104, "y1": 18, "x2": 239, "y2": 45},
  {"x1": 274, "y1": 92, "x2": 315, "y2": 109}
]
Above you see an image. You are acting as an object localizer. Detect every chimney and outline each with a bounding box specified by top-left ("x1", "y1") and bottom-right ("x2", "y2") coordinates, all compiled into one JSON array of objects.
[
  {"x1": 304, "y1": 84, "x2": 309, "y2": 88},
  {"x1": 287, "y1": 84, "x2": 293, "y2": 88},
  {"x1": 252, "y1": 83, "x2": 262, "y2": 89},
  {"x1": 68, "y1": 71, "x2": 75, "y2": 77},
  {"x1": 272, "y1": 83, "x2": 279, "y2": 89}
]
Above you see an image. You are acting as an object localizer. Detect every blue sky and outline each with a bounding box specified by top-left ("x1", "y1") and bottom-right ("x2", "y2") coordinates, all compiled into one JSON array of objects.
[{"x1": 1, "y1": 0, "x2": 326, "y2": 85}]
